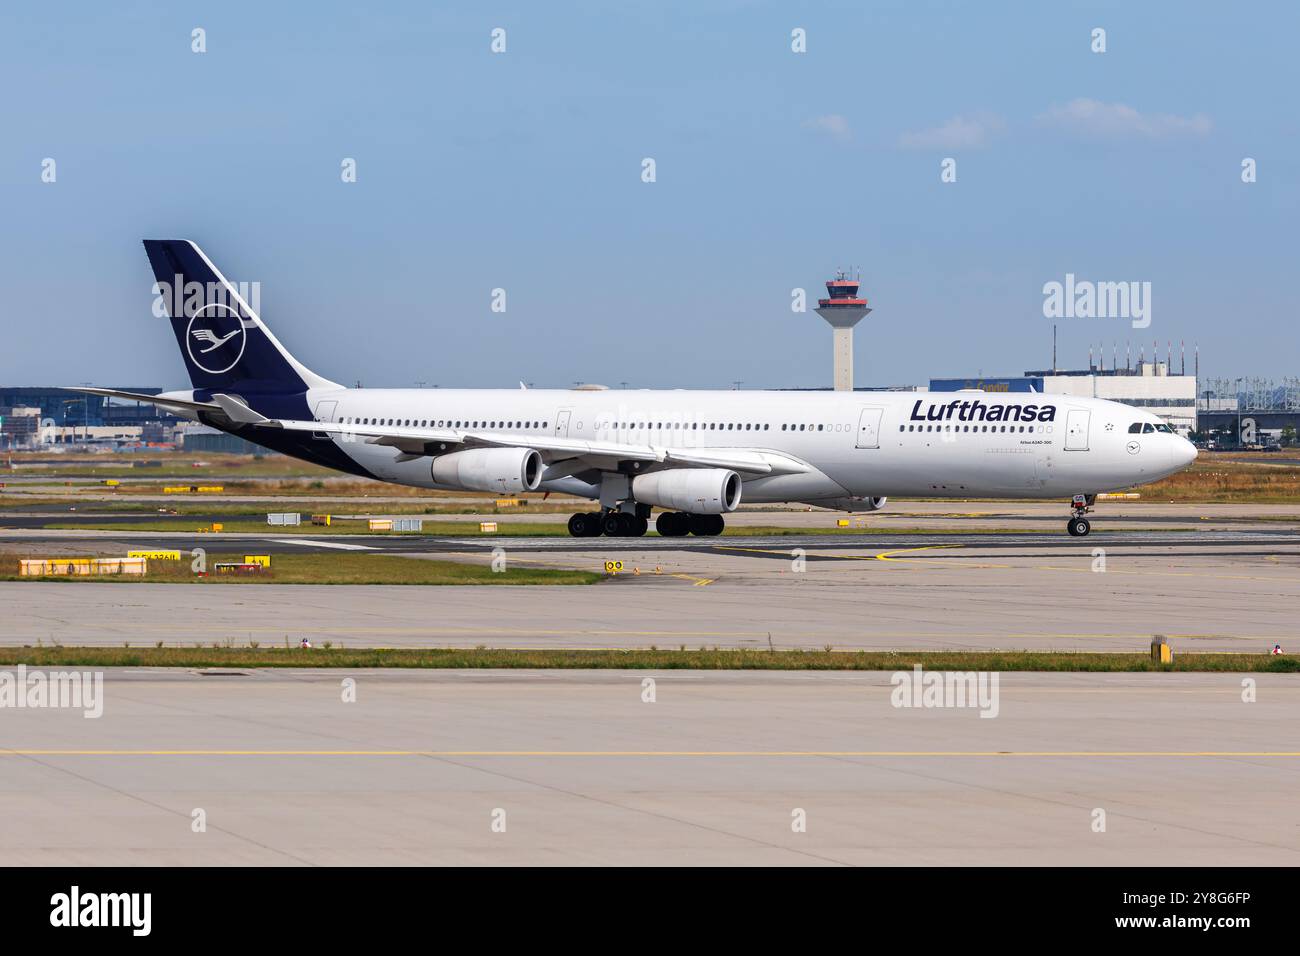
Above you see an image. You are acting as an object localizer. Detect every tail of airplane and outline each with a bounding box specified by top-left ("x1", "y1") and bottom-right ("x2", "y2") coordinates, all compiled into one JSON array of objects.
[{"x1": 143, "y1": 239, "x2": 338, "y2": 394}]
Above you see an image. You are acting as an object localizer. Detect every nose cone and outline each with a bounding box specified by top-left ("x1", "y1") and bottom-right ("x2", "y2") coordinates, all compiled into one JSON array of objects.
[{"x1": 1173, "y1": 437, "x2": 1198, "y2": 468}]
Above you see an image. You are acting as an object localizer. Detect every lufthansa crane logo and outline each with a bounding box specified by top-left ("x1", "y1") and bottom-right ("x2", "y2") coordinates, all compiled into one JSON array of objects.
[
  {"x1": 1126, "y1": 441, "x2": 1141, "y2": 455},
  {"x1": 185, "y1": 304, "x2": 247, "y2": 375}
]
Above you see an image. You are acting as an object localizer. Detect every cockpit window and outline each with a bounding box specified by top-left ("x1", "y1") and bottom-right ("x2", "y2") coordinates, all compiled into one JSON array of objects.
[
  {"x1": 1142, "y1": 423, "x2": 1155, "y2": 433},
  {"x1": 1155, "y1": 423, "x2": 1174, "y2": 433},
  {"x1": 1128, "y1": 423, "x2": 1143, "y2": 433}
]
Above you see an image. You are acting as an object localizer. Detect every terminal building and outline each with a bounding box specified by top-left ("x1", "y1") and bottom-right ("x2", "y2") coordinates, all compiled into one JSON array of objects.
[
  {"x1": 930, "y1": 360, "x2": 1198, "y2": 435},
  {"x1": 0, "y1": 385, "x2": 183, "y2": 449}
]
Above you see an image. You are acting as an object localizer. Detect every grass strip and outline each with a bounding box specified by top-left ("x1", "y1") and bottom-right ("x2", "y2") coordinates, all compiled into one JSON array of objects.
[{"x1": 0, "y1": 646, "x2": 1294, "y2": 672}]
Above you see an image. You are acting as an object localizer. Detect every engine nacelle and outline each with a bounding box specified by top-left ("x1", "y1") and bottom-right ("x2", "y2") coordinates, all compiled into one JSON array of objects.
[
  {"x1": 632, "y1": 468, "x2": 741, "y2": 514},
  {"x1": 815, "y1": 495, "x2": 888, "y2": 513},
  {"x1": 431, "y1": 447, "x2": 542, "y2": 493}
]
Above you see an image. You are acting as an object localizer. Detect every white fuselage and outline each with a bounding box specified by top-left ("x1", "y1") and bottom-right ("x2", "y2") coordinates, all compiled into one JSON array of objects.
[{"x1": 294, "y1": 386, "x2": 1197, "y2": 505}]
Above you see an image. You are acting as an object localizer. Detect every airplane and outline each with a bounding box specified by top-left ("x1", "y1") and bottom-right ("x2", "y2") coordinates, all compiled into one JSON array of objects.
[{"x1": 74, "y1": 240, "x2": 1198, "y2": 538}]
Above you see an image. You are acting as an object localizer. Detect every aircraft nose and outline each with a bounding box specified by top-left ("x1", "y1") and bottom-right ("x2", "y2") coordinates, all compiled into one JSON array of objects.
[{"x1": 1173, "y1": 437, "x2": 1198, "y2": 468}]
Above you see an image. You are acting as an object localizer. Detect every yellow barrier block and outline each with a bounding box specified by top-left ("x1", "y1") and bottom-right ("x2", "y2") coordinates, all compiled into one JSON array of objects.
[
  {"x1": 103, "y1": 479, "x2": 120, "y2": 487},
  {"x1": 196, "y1": 485, "x2": 224, "y2": 493},
  {"x1": 311, "y1": 514, "x2": 332, "y2": 526},
  {"x1": 20, "y1": 558, "x2": 89, "y2": 576},
  {"x1": 20, "y1": 557, "x2": 147, "y2": 576},
  {"x1": 495, "y1": 498, "x2": 526, "y2": 507},
  {"x1": 243, "y1": 555, "x2": 271, "y2": 568},
  {"x1": 836, "y1": 519, "x2": 850, "y2": 527},
  {"x1": 163, "y1": 486, "x2": 191, "y2": 494},
  {"x1": 129, "y1": 550, "x2": 181, "y2": 561},
  {"x1": 95, "y1": 557, "x2": 147, "y2": 576},
  {"x1": 368, "y1": 519, "x2": 393, "y2": 532},
  {"x1": 1151, "y1": 635, "x2": 1174, "y2": 663},
  {"x1": 479, "y1": 521, "x2": 498, "y2": 533}
]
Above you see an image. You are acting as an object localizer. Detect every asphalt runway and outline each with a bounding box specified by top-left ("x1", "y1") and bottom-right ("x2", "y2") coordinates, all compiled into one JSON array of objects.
[
  {"x1": 2, "y1": 669, "x2": 1295, "y2": 865},
  {"x1": 3, "y1": 527, "x2": 1298, "y2": 651}
]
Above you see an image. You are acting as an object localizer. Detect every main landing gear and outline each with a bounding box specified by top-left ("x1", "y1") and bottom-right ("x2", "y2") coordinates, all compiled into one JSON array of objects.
[
  {"x1": 1066, "y1": 494, "x2": 1094, "y2": 537},
  {"x1": 565, "y1": 511, "x2": 725, "y2": 538},
  {"x1": 567, "y1": 511, "x2": 647, "y2": 537},
  {"x1": 655, "y1": 512, "x2": 724, "y2": 537}
]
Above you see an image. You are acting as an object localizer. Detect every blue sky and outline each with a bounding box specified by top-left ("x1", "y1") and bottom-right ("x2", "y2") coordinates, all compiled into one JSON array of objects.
[{"x1": 2, "y1": 0, "x2": 1296, "y2": 389}]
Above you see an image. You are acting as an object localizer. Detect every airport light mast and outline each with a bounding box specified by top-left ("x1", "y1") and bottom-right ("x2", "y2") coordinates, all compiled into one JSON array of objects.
[{"x1": 815, "y1": 270, "x2": 871, "y2": 391}]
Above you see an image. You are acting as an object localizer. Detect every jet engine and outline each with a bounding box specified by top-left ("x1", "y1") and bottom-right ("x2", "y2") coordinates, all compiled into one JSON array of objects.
[
  {"x1": 431, "y1": 447, "x2": 542, "y2": 493},
  {"x1": 631, "y1": 468, "x2": 741, "y2": 514}
]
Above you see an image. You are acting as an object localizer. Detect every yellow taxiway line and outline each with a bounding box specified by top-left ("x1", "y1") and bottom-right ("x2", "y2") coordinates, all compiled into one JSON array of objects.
[{"x1": 3, "y1": 749, "x2": 1298, "y2": 758}]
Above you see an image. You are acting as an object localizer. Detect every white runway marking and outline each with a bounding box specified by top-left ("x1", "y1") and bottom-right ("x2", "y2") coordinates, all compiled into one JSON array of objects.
[{"x1": 267, "y1": 538, "x2": 376, "y2": 551}]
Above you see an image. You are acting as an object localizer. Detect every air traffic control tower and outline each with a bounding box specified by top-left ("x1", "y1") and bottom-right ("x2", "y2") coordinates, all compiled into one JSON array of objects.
[{"x1": 815, "y1": 271, "x2": 871, "y2": 391}]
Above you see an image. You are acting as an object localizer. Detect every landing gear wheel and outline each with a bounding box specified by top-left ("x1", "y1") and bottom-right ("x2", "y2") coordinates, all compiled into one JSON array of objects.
[
  {"x1": 569, "y1": 512, "x2": 603, "y2": 535},
  {"x1": 600, "y1": 515, "x2": 642, "y2": 538},
  {"x1": 655, "y1": 512, "x2": 689, "y2": 537},
  {"x1": 1067, "y1": 517, "x2": 1091, "y2": 537},
  {"x1": 689, "y1": 514, "x2": 725, "y2": 537}
]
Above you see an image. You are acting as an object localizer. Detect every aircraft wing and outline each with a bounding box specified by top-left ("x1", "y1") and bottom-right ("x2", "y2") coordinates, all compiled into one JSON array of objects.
[{"x1": 256, "y1": 419, "x2": 808, "y2": 477}]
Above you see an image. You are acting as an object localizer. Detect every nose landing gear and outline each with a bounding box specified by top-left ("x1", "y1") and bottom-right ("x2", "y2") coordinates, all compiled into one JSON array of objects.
[{"x1": 1066, "y1": 494, "x2": 1094, "y2": 537}]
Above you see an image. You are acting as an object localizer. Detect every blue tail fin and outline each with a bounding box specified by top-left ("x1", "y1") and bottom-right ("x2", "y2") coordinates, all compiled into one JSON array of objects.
[{"x1": 144, "y1": 240, "x2": 337, "y2": 394}]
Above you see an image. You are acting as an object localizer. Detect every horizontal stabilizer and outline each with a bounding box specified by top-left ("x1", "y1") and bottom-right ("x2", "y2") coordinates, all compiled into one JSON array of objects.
[{"x1": 64, "y1": 386, "x2": 220, "y2": 413}]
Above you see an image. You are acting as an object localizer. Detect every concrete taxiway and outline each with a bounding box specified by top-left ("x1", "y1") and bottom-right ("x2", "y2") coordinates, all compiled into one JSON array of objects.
[
  {"x1": 2, "y1": 528, "x2": 1298, "y2": 652},
  {"x1": 1, "y1": 669, "x2": 1296, "y2": 865}
]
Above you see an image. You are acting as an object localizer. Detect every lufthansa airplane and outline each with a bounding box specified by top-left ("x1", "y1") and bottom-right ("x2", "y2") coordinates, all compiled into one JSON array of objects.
[{"x1": 75, "y1": 240, "x2": 1197, "y2": 538}]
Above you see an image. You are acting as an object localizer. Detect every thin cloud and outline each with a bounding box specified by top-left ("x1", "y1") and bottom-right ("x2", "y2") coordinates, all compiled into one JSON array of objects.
[
  {"x1": 897, "y1": 113, "x2": 1004, "y2": 150},
  {"x1": 1036, "y1": 98, "x2": 1211, "y2": 139},
  {"x1": 804, "y1": 114, "x2": 851, "y2": 141}
]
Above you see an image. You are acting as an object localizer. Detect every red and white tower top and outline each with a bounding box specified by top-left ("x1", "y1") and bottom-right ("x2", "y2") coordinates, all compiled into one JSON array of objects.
[{"x1": 816, "y1": 272, "x2": 870, "y2": 322}]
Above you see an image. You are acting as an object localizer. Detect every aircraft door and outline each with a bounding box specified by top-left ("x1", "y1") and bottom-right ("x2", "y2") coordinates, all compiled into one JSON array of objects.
[
  {"x1": 553, "y1": 409, "x2": 572, "y2": 438},
  {"x1": 312, "y1": 400, "x2": 338, "y2": 440},
  {"x1": 855, "y1": 407, "x2": 884, "y2": 449},
  {"x1": 1064, "y1": 409, "x2": 1090, "y2": 451}
]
